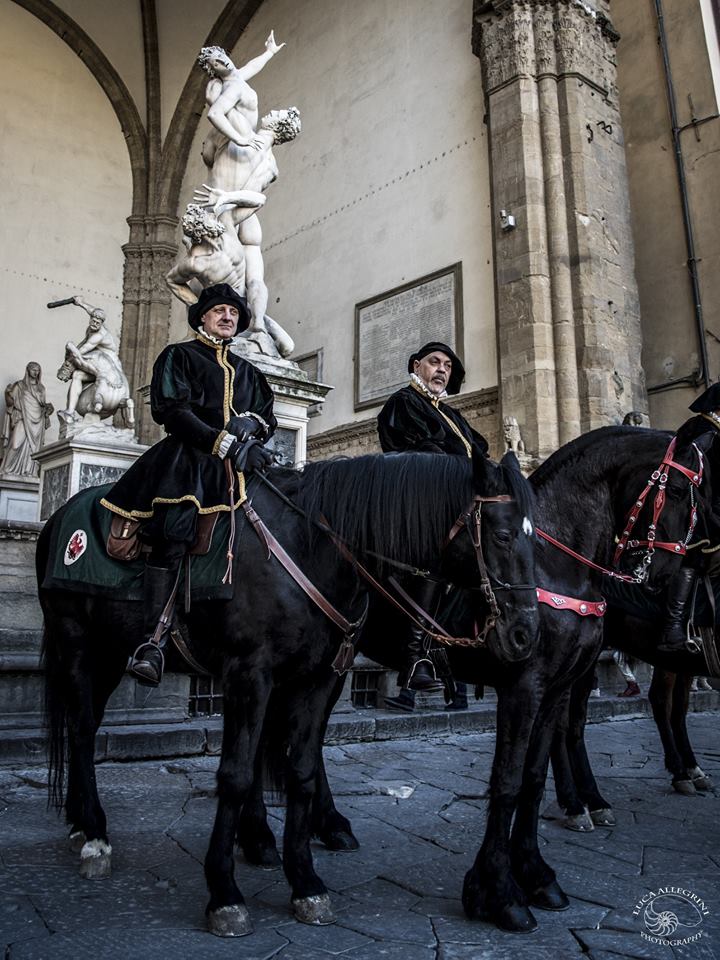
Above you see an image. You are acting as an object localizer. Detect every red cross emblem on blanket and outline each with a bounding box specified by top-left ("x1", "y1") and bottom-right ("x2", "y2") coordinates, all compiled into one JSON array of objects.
[{"x1": 64, "y1": 529, "x2": 88, "y2": 566}]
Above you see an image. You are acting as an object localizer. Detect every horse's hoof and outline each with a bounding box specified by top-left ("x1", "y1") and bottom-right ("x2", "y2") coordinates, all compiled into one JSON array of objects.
[
  {"x1": 689, "y1": 767, "x2": 712, "y2": 791},
  {"x1": 590, "y1": 807, "x2": 616, "y2": 826},
  {"x1": 207, "y1": 904, "x2": 254, "y2": 938},
  {"x1": 529, "y1": 880, "x2": 570, "y2": 912},
  {"x1": 292, "y1": 893, "x2": 336, "y2": 925},
  {"x1": 79, "y1": 839, "x2": 112, "y2": 880},
  {"x1": 673, "y1": 779, "x2": 697, "y2": 796},
  {"x1": 68, "y1": 829, "x2": 87, "y2": 853},
  {"x1": 563, "y1": 811, "x2": 595, "y2": 832},
  {"x1": 495, "y1": 903, "x2": 538, "y2": 934},
  {"x1": 318, "y1": 830, "x2": 360, "y2": 851}
]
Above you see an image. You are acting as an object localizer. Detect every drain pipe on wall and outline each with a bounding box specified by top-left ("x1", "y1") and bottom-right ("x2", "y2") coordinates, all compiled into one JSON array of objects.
[{"x1": 651, "y1": 0, "x2": 711, "y2": 391}]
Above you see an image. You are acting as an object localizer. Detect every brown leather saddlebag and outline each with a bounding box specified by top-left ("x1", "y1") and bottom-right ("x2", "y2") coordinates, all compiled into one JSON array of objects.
[{"x1": 107, "y1": 515, "x2": 143, "y2": 562}]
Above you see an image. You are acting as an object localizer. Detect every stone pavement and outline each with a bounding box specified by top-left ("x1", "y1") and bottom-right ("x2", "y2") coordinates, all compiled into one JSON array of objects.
[{"x1": 1, "y1": 714, "x2": 718, "y2": 960}]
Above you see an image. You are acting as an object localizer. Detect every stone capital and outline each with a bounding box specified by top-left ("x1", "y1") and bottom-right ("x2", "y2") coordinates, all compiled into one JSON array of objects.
[{"x1": 472, "y1": 0, "x2": 619, "y2": 97}]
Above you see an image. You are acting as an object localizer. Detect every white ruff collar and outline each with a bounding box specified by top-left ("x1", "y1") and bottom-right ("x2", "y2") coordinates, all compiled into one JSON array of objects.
[
  {"x1": 410, "y1": 373, "x2": 448, "y2": 401},
  {"x1": 196, "y1": 326, "x2": 234, "y2": 347}
]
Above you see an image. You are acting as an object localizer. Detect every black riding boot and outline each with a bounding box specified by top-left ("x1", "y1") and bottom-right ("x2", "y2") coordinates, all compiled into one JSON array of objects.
[
  {"x1": 657, "y1": 567, "x2": 698, "y2": 653},
  {"x1": 129, "y1": 565, "x2": 177, "y2": 686},
  {"x1": 405, "y1": 578, "x2": 444, "y2": 691}
]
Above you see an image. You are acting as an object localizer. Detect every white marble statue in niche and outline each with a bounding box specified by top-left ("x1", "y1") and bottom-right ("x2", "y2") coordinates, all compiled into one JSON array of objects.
[
  {"x1": 56, "y1": 297, "x2": 134, "y2": 428},
  {"x1": 0, "y1": 362, "x2": 54, "y2": 478},
  {"x1": 166, "y1": 33, "x2": 299, "y2": 360}
]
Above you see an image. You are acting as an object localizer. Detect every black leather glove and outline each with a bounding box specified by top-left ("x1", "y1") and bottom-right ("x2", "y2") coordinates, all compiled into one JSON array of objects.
[
  {"x1": 228, "y1": 436, "x2": 274, "y2": 474},
  {"x1": 225, "y1": 415, "x2": 264, "y2": 443}
]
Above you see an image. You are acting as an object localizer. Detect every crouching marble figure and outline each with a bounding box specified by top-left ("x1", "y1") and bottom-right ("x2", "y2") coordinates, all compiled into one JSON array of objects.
[
  {"x1": 56, "y1": 297, "x2": 134, "y2": 431},
  {"x1": 166, "y1": 32, "x2": 300, "y2": 360}
]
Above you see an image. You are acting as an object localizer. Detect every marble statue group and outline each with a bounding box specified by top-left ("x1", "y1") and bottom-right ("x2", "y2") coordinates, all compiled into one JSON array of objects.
[{"x1": 166, "y1": 31, "x2": 300, "y2": 359}]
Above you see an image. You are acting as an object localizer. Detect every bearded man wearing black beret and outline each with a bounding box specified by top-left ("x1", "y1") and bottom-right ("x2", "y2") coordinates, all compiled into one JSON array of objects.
[
  {"x1": 102, "y1": 283, "x2": 277, "y2": 685},
  {"x1": 377, "y1": 342, "x2": 489, "y2": 696}
]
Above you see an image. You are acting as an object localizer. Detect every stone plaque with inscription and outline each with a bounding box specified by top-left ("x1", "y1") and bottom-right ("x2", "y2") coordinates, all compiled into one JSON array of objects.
[{"x1": 354, "y1": 263, "x2": 463, "y2": 410}]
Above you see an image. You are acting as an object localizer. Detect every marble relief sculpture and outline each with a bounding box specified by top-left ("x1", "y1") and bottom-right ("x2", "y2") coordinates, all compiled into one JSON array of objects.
[
  {"x1": 55, "y1": 297, "x2": 134, "y2": 428},
  {"x1": 166, "y1": 32, "x2": 300, "y2": 360},
  {"x1": 0, "y1": 362, "x2": 54, "y2": 478}
]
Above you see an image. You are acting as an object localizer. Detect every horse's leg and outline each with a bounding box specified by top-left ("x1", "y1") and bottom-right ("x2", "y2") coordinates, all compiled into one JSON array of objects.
[
  {"x1": 506, "y1": 686, "x2": 572, "y2": 914},
  {"x1": 463, "y1": 678, "x2": 541, "y2": 934},
  {"x1": 65, "y1": 652, "x2": 127, "y2": 853},
  {"x1": 671, "y1": 674, "x2": 711, "y2": 789},
  {"x1": 236, "y1": 754, "x2": 282, "y2": 868},
  {"x1": 549, "y1": 697, "x2": 594, "y2": 830},
  {"x1": 565, "y1": 665, "x2": 615, "y2": 827},
  {"x1": 312, "y1": 674, "x2": 359, "y2": 851},
  {"x1": 61, "y1": 645, "x2": 113, "y2": 880},
  {"x1": 283, "y1": 676, "x2": 339, "y2": 925},
  {"x1": 205, "y1": 667, "x2": 272, "y2": 937},
  {"x1": 312, "y1": 751, "x2": 359, "y2": 851},
  {"x1": 648, "y1": 670, "x2": 695, "y2": 794}
]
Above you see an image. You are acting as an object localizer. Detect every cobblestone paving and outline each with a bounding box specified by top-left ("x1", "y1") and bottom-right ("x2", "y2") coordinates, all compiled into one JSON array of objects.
[{"x1": 1, "y1": 714, "x2": 718, "y2": 960}]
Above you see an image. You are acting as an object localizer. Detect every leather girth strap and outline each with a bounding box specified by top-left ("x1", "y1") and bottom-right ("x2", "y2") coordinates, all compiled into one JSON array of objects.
[{"x1": 241, "y1": 500, "x2": 366, "y2": 674}]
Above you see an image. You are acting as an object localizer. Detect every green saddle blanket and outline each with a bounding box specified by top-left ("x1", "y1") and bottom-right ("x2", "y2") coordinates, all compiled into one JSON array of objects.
[{"x1": 43, "y1": 484, "x2": 233, "y2": 601}]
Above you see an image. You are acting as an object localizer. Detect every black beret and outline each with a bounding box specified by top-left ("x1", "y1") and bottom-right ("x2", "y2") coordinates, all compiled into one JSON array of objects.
[
  {"x1": 407, "y1": 341, "x2": 465, "y2": 395},
  {"x1": 187, "y1": 283, "x2": 252, "y2": 333},
  {"x1": 689, "y1": 382, "x2": 720, "y2": 413}
]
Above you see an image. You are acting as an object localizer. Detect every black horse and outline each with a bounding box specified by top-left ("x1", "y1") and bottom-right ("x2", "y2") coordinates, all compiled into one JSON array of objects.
[
  {"x1": 549, "y1": 614, "x2": 718, "y2": 831},
  {"x1": 38, "y1": 448, "x2": 537, "y2": 936},
  {"x1": 245, "y1": 425, "x2": 711, "y2": 934}
]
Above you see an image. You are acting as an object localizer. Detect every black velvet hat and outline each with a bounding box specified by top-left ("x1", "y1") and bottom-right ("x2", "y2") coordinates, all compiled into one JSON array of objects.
[
  {"x1": 188, "y1": 283, "x2": 252, "y2": 333},
  {"x1": 407, "y1": 341, "x2": 465, "y2": 395},
  {"x1": 689, "y1": 382, "x2": 720, "y2": 413}
]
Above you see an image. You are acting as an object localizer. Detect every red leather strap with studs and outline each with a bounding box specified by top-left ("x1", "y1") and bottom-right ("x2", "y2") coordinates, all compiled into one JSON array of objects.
[{"x1": 536, "y1": 588, "x2": 607, "y2": 617}]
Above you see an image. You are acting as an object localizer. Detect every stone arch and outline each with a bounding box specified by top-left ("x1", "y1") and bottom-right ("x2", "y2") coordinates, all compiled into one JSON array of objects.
[{"x1": 11, "y1": 0, "x2": 148, "y2": 216}]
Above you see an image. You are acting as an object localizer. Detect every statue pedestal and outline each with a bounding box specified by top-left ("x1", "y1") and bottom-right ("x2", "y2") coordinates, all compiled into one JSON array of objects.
[
  {"x1": 231, "y1": 348, "x2": 332, "y2": 465},
  {"x1": 0, "y1": 476, "x2": 39, "y2": 522},
  {"x1": 34, "y1": 420, "x2": 147, "y2": 521}
]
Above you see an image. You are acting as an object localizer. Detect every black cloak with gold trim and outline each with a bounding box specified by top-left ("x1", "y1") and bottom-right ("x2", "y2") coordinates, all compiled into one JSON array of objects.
[
  {"x1": 377, "y1": 383, "x2": 488, "y2": 457},
  {"x1": 101, "y1": 335, "x2": 276, "y2": 521}
]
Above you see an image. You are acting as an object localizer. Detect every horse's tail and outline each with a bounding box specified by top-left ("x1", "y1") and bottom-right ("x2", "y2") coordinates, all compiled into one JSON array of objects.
[
  {"x1": 260, "y1": 691, "x2": 287, "y2": 801},
  {"x1": 36, "y1": 518, "x2": 67, "y2": 809},
  {"x1": 41, "y1": 621, "x2": 67, "y2": 809}
]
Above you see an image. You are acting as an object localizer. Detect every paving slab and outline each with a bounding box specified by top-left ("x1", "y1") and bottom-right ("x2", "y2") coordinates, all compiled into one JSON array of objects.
[{"x1": 1, "y1": 714, "x2": 719, "y2": 959}]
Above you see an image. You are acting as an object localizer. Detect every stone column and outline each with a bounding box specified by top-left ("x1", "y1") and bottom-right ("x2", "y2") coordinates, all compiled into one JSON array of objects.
[
  {"x1": 121, "y1": 214, "x2": 179, "y2": 444},
  {"x1": 473, "y1": 0, "x2": 647, "y2": 459}
]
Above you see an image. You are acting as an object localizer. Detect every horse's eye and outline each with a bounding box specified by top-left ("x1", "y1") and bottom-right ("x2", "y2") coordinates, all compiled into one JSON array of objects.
[{"x1": 492, "y1": 530, "x2": 512, "y2": 545}]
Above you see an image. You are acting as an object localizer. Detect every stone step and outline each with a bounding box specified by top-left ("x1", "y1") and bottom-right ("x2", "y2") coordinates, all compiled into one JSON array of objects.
[
  {"x1": 0, "y1": 671, "x2": 191, "y2": 731},
  {"x1": 2, "y1": 690, "x2": 717, "y2": 766},
  {"x1": 0, "y1": 592, "x2": 43, "y2": 631},
  {"x1": 0, "y1": 627, "x2": 43, "y2": 655}
]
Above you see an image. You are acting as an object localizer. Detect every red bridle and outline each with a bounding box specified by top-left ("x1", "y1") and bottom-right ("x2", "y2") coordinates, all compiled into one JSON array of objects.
[{"x1": 612, "y1": 437, "x2": 703, "y2": 572}]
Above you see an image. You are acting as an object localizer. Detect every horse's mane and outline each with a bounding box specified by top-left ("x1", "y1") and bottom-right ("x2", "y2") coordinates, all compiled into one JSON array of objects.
[
  {"x1": 530, "y1": 425, "x2": 672, "y2": 490},
  {"x1": 295, "y1": 453, "x2": 474, "y2": 568}
]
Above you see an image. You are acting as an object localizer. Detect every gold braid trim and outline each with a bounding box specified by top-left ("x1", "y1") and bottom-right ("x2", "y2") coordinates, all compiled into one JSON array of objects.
[
  {"x1": 100, "y1": 484, "x2": 248, "y2": 520},
  {"x1": 220, "y1": 344, "x2": 238, "y2": 418},
  {"x1": 700, "y1": 413, "x2": 720, "y2": 431},
  {"x1": 409, "y1": 379, "x2": 472, "y2": 459}
]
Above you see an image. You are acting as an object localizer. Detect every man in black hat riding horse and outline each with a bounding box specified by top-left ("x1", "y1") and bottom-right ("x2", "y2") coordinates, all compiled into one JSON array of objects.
[
  {"x1": 657, "y1": 382, "x2": 720, "y2": 652},
  {"x1": 377, "y1": 341, "x2": 489, "y2": 692},
  {"x1": 101, "y1": 283, "x2": 277, "y2": 685}
]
